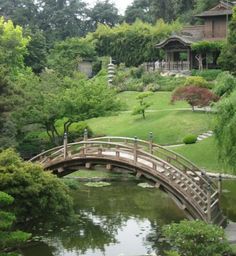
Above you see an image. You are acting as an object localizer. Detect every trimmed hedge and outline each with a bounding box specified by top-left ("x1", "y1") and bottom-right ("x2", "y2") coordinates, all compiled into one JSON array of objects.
[{"x1": 183, "y1": 134, "x2": 198, "y2": 144}]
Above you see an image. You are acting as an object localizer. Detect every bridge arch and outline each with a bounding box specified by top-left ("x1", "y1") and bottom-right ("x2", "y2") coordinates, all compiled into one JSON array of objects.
[{"x1": 31, "y1": 136, "x2": 226, "y2": 226}]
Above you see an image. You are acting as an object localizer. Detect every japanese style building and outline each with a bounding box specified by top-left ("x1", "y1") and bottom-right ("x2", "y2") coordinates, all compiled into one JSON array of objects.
[{"x1": 156, "y1": 1, "x2": 236, "y2": 71}]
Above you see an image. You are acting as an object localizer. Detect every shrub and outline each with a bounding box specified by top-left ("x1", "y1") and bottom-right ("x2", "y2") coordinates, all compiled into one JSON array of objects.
[
  {"x1": 130, "y1": 66, "x2": 145, "y2": 79},
  {"x1": 68, "y1": 122, "x2": 93, "y2": 142},
  {"x1": 191, "y1": 69, "x2": 222, "y2": 81},
  {"x1": 184, "y1": 76, "x2": 209, "y2": 88},
  {"x1": 183, "y1": 134, "x2": 197, "y2": 144},
  {"x1": 172, "y1": 86, "x2": 219, "y2": 111},
  {"x1": 163, "y1": 220, "x2": 231, "y2": 256},
  {"x1": 145, "y1": 83, "x2": 160, "y2": 92},
  {"x1": 213, "y1": 71, "x2": 236, "y2": 97}
]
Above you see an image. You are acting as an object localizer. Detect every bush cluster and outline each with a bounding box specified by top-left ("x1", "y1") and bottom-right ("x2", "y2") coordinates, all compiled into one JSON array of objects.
[
  {"x1": 184, "y1": 76, "x2": 209, "y2": 88},
  {"x1": 183, "y1": 134, "x2": 198, "y2": 144}
]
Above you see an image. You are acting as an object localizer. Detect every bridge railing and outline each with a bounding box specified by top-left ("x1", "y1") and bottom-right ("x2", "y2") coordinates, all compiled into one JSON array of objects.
[
  {"x1": 89, "y1": 136, "x2": 216, "y2": 191},
  {"x1": 30, "y1": 136, "x2": 223, "y2": 224}
]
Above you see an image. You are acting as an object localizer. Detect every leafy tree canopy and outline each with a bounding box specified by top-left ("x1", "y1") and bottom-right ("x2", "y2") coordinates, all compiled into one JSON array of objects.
[
  {"x1": 218, "y1": 7, "x2": 236, "y2": 73},
  {"x1": 163, "y1": 220, "x2": 231, "y2": 256},
  {"x1": 47, "y1": 37, "x2": 97, "y2": 76},
  {"x1": 0, "y1": 191, "x2": 31, "y2": 254},
  {"x1": 0, "y1": 149, "x2": 74, "y2": 224},
  {"x1": 215, "y1": 90, "x2": 236, "y2": 168},
  {"x1": 91, "y1": 19, "x2": 181, "y2": 66}
]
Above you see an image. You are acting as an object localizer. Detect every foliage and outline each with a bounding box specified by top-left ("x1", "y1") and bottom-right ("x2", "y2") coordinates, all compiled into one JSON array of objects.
[
  {"x1": 191, "y1": 41, "x2": 224, "y2": 70},
  {"x1": 183, "y1": 134, "x2": 197, "y2": 144},
  {"x1": 17, "y1": 71, "x2": 120, "y2": 145},
  {"x1": 24, "y1": 28, "x2": 47, "y2": 74},
  {"x1": 91, "y1": 19, "x2": 182, "y2": 67},
  {"x1": 124, "y1": 0, "x2": 195, "y2": 23},
  {"x1": 132, "y1": 91, "x2": 153, "y2": 119},
  {"x1": 184, "y1": 76, "x2": 209, "y2": 88},
  {"x1": 213, "y1": 71, "x2": 236, "y2": 97},
  {"x1": 47, "y1": 37, "x2": 97, "y2": 77},
  {"x1": 215, "y1": 91, "x2": 236, "y2": 168},
  {"x1": 171, "y1": 86, "x2": 219, "y2": 111},
  {"x1": 0, "y1": 149, "x2": 74, "y2": 224},
  {"x1": 163, "y1": 220, "x2": 231, "y2": 256},
  {"x1": 86, "y1": 0, "x2": 120, "y2": 31},
  {"x1": 191, "y1": 69, "x2": 222, "y2": 81},
  {"x1": 0, "y1": 191, "x2": 31, "y2": 254},
  {"x1": 218, "y1": 7, "x2": 236, "y2": 73}
]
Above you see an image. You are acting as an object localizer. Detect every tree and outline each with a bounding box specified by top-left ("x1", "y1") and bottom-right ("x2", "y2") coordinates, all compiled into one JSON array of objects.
[
  {"x1": 132, "y1": 91, "x2": 153, "y2": 119},
  {"x1": 213, "y1": 71, "x2": 236, "y2": 97},
  {"x1": 47, "y1": 37, "x2": 97, "y2": 77},
  {"x1": 16, "y1": 71, "x2": 120, "y2": 145},
  {"x1": 218, "y1": 7, "x2": 236, "y2": 73},
  {"x1": 92, "y1": 19, "x2": 181, "y2": 67},
  {"x1": 87, "y1": 0, "x2": 120, "y2": 31},
  {"x1": 124, "y1": 0, "x2": 195, "y2": 24},
  {"x1": 163, "y1": 220, "x2": 231, "y2": 256},
  {"x1": 194, "y1": 0, "x2": 219, "y2": 13},
  {"x1": 24, "y1": 28, "x2": 47, "y2": 74},
  {"x1": 0, "y1": 191, "x2": 31, "y2": 254},
  {"x1": 37, "y1": 0, "x2": 88, "y2": 43},
  {"x1": 191, "y1": 41, "x2": 224, "y2": 70},
  {"x1": 0, "y1": 149, "x2": 74, "y2": 224},
  {"x1": 215, "y1": 90, "x2": 236, "y2": 168},
  {"x1": 171, "y1": 86, "x2": 219, "y2": 111},
  {"x1": 0, "y1": 18, "x2": 30, "y2": 149}
]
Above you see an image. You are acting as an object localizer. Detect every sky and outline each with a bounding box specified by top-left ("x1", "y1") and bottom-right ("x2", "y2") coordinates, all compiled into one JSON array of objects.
[{"x1": 85, "y1": 0, "x2": 134, "y2": 14}]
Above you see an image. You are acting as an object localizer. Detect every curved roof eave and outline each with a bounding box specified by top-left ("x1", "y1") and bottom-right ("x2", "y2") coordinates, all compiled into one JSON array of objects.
[{"x1": 156, "y1": 36, "x2": 193, "y2": 49}]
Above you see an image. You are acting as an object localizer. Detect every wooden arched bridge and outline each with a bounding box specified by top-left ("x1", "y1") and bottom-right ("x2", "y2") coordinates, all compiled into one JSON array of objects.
[{"x1": 31, "y1": 134, "x2": 226, "y2": 226}]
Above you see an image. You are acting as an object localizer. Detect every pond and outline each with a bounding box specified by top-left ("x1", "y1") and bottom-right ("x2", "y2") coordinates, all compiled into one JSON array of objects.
[{"x1": 21, "y1": 179, "x2": 236, "y2": 256}]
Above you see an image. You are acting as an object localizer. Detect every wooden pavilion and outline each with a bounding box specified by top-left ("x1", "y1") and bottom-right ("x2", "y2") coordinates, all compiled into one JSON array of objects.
[{"x1": 156, "y1": 1, "x2": 236, "y2": 71}]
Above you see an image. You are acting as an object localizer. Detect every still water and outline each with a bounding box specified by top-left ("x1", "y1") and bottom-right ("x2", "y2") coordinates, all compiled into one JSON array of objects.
[{"x1": 21, "y1": 180, "x2": 236, "y2": 256}]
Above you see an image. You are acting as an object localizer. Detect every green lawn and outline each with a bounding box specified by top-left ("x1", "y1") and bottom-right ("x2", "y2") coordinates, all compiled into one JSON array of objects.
[
  {"x1": 171, "y1": 137, "x2": 231, "y2": 173},
  {"x1": 87, "y1": 110, "x2": 213, "y2": 145},
  {"x1": 118, "y1": 91, "x2": 189, "y2": 111}
]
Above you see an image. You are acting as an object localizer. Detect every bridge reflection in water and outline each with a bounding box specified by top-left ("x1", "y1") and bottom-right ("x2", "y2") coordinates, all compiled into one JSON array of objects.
[{"x1": 31, "y1": 133, "x2": 226, "y2": 226}]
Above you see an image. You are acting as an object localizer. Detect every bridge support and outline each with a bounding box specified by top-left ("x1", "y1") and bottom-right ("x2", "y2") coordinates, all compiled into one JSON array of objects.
[
  {"x1": 106, "y1": 164, "x2": 112, "y2": 171},
  {"x1": 63, "y1": 133, "x2": 68, "y2": 159},
  {"x1": 85, "y1": 162, "x2": 92, "y2": 169}
]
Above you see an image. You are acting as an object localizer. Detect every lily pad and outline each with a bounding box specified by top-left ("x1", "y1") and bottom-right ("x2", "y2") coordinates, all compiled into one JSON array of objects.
[
  {"x1": 138, "y1": 183, "x2": 154, "y2": 188},
  {"x1": 84, "y1": 182, "x2": 111, "y2": 187}
]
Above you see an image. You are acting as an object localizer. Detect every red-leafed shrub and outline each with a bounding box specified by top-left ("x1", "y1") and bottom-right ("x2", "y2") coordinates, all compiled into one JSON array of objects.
[{"x1": 171, "y1": 86, "x2": 219, "y2": 111}]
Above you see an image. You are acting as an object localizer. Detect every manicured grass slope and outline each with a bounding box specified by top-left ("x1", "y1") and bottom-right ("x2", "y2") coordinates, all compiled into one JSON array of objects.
[
  {"x1": 87, "y1": 110, "x2": 213, "y2": 145},
  {"x1": 118, "y1": 91, "x2": 189, "y2": 110},
  {"x1": 171, "y1": 137, "x2": 230, "y2": 173}
]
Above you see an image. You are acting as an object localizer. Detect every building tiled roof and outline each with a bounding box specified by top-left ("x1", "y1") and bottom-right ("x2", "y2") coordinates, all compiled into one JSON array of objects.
[
  {"x1": 156, "y1": 35, "x2": 198, "y2": 48},
  {"x1": 195, "y1": 1, "x2": 236, "y2": 17}
]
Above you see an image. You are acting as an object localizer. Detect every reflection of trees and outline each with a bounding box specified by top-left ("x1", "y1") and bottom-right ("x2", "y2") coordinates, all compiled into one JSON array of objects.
[
  {"x1": 56, "y1": 214, "x2": 117, "y2": 254},
  {"x1": 221, "y1": 181, "x2": 236, "y2": 222},
  {"x1": 24, "y1": 181, "x2": 187, "y2": 255}
]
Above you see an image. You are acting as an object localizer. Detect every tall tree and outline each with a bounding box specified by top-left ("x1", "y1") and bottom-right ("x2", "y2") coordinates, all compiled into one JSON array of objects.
[
  {"x1": 0, "y1": 0, "x2": 38, "y2": 28},
  {"x1": 24, "y1": 28, "x2": 47, "y2": 74},
  {"x1": 124, "y1": 0, "x2": 195, "y2": 23},
  {"x1": 218, "y1": 7, "x2": 236, "y2": 73},
  {"x1": 215, "y1": 90, "x2": 236, "y2": 168},
  {"x1": 37, "y1": 0, "x2": 88, "y2": 43},
  {"x1": 0, "y1": 18, "x2": 29, "y2": 148},
  {"x1": 87, "y1": 0, "x2": 120, "y2": 31}
]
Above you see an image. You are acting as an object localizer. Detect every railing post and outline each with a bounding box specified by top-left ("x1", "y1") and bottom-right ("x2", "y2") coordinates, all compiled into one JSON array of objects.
[
  {"x1": 149, "y1": 132, "x2": 153, "y2": 154},
  {"x1": 84, "y1": 128, "x2": 88, "y2": 141},
  {"x1": 84, "y1": 129, "x2": 88, "y2": 154},
  {"x1": 63, "y1": 132, "x2": 68, "y2": 159},
  {"x1": 134, "y1": 136, "x2": 138, "y2": 164},
  {"x1": 207, "y1": 184, "x2": 212, "y2": 223},
  {"x1": 218, "y1": 174, "x2": 222, "y2": 204}
]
